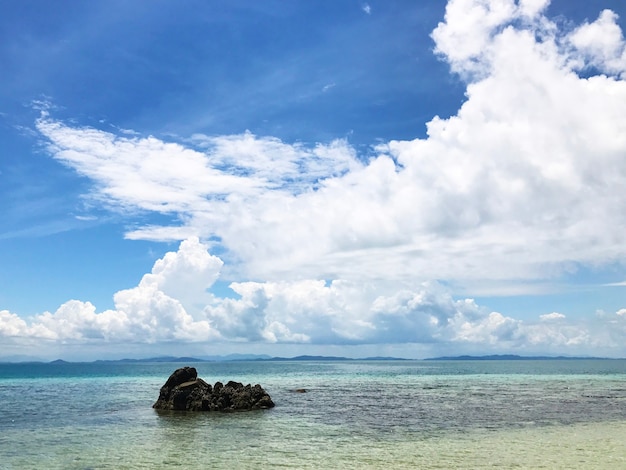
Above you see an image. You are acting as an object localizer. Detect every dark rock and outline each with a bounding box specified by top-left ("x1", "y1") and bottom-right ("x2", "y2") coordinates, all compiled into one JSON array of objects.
[
  {"x1": 292, "y1": 388, "x2": 307, "y2": 393},
  {"x1": 153, "y1": 367, "x2": 275, "y2": 412}
]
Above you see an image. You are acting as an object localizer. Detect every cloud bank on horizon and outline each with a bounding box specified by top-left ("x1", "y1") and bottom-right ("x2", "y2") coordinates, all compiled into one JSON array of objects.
[{"x1": 3, "y1": 0, "x2": 626, "y2": 358}]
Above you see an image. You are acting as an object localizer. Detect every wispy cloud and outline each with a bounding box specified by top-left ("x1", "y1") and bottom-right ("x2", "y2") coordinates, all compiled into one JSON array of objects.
[
  {"x1": 362, "y1": 3, "x2": 372, "y2": 15},
  {"x1": 13, "y1": 1, "x2": 626, "y2": 356},
  {"x1": 37, "y1": 3, "x2": 626, "y2": 291}
]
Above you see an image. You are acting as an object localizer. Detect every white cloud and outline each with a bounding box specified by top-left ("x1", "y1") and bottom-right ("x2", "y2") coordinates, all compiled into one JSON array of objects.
[
  {"x1": 432, "y1": 0, "x2": 518, "y2": 78},
  {"x1": 518, "y1": 0, "x2": 549, "y2": 18},
  {"x1": 0, "y1": 310, "x2": 30, "y2": 337},
  {"x1": 13, "y1": 1, "x2": 626, "y2": 356},
  {"x1": 139, "y1": 237, "x2": 223, "y2": 319},
  {"x1": 34, "y1": 1, "x2": 626, "y2": 295},
  {"x1": 540, "y1": 312, "x2": 566, "y2": 321},
  {"x1": 2, "y1": 239, "x2": 626, "y2": 356},
  {"x1": 568, "y1": 9, "x2": 626, "y2": 78},
  {"x1": 453, "y1": 311, "x2": 523, "y2": 345},
  {"x1": 4, "y1": 238, "x2": 222, "y2": 344}
]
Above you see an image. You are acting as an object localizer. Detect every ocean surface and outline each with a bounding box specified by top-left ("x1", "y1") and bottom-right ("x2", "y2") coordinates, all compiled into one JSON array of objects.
[{"x1": 1, "y1": 359, "x2": 625, "y2": 469}]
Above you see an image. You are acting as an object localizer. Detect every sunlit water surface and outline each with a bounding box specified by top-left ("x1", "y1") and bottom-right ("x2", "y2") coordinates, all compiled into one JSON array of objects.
[{"x1": 1, "y1": 360, "x2": 625, "y2": 469}]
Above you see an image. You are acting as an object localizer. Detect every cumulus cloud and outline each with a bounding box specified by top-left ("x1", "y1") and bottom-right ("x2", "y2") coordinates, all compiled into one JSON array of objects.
[
  {"x1": 2, "y1": 239, "x2": 626, "y2": 356},
  {"x1": 11, "y1": 1, "x2": 626, "y2": 356},
  {"x1": 2, "y1": 238, "x2": 222, "y2": 344},
  {"x1": 34, "y1": 1, "x2": 626, "y2": 294},
  {"x1": 568, "y1": 9, "x2": 626, "y2": 78},
  {"x1": 540, "y1": 312, "x2": 566, "y2": 321},
  {"x1": 0, "y1": 310, "x2": 31, "y2": 337}
]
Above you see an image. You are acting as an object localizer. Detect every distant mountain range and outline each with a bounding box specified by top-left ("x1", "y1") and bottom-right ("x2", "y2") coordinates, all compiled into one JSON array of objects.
[
  {"x1": 1, "y1": 353, "x2": 618, "y2": 364},
  {"x1": 91, "y1": 353, "x2": 614, "y2": 363},
  {"x1": 91, "y1": 354, "x2": 409, "y2": 363},
  {"x1": 92, "y1": 354, "x2": 272, "y2": 363}
]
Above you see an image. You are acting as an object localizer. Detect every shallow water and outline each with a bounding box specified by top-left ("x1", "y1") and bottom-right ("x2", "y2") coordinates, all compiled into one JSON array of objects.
[{"x1": 1, "y1": 360, "x2": 625, "y2": 469}]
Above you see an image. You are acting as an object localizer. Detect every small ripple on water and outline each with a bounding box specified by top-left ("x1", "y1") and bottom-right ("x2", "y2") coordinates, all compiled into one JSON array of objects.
[{"x1": 1, "y1": 360, "x2": 626, "y2": 468}]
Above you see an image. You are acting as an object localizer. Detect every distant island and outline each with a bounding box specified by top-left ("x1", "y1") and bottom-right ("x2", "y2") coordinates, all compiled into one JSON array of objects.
[
  {"x1": 91, "y1": 354, "x2": 409, "y2": 364},
  {"x1": 2, "y1": 353, "x2": 620, "y2": 364},
  {"x1": 88, "y1": 354, "x2": 611, "y2": 363}
]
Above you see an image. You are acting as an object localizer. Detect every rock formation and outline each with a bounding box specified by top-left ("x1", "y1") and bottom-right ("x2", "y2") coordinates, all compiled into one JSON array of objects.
[{"x1": 153, "y1": 366, "x2": 275, "y2": 411}]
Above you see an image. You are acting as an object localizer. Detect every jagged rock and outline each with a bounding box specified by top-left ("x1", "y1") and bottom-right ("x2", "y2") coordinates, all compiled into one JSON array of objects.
[{"x1": 153, "y1": 367, "x2": 275, "y2": 411}]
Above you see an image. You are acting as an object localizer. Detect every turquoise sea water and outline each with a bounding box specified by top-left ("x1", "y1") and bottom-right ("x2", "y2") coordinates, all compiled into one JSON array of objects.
[{"x1": 1, "y1": 359, "x2": 625, "y2": 469}]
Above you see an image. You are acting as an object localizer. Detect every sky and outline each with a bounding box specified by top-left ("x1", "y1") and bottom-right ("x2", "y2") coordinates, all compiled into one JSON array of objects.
[{"x1": 1, "y1": 0, "x2": 626, "y2": 361}]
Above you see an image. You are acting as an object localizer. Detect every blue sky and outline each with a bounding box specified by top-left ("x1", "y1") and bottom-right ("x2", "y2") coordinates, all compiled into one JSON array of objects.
[{"x1": 1, "y1": 0, "x2": 626, "y2": 360}]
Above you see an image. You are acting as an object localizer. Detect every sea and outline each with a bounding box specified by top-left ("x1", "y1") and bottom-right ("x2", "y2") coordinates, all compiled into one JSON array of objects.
[{"x1": 0, "y1": 359, "x2": 625, "y2": 469}]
